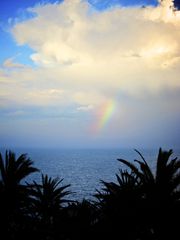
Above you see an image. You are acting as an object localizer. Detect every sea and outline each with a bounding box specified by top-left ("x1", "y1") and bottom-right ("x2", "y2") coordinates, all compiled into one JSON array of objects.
[{"x1": 1, "y1": 147, "x2": 180, "y2": 200}]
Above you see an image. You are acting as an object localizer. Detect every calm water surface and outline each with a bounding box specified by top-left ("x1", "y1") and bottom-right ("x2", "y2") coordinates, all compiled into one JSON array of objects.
[{"x1": 1, "y1": 148, "x2": 180, "y2": 200}]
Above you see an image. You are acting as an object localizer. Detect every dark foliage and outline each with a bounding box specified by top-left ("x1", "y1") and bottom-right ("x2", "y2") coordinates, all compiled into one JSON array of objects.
[
  {"x1": 0, "y1": 150, "x2": 39, "y2": 239},
  {"x1": 95, "y1": 148, "x2": 180, "y2": 240},
  {"x1": 0, "y1": 148, "x2": 179, "y2": 240}
]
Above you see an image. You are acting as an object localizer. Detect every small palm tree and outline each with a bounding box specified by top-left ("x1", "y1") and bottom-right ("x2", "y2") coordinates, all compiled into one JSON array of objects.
[
  {"x1": 27, "y1": 174, "x2": 71, "y2": 240},
  {"x1": 95, "y1": 170, "x2": 143, "y2": 239},
  {"x1": 29, "y1": 174, "x2": 71, "y2": 224},
  {"x1": 95, "y1": 170, "x2": 141, "y2": 214}
]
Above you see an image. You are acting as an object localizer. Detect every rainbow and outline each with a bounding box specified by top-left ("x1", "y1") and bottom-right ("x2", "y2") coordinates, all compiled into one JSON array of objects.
[
  {"x1": 99, "y1": 99, "x2": 116, "y2": 129},
  {"x1": 91, "y1": 99, "x2": 117, "y2": 133}
]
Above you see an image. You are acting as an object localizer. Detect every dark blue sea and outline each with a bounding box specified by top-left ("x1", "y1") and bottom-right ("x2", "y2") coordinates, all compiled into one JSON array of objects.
[{"x1": 1, "y1": 147, "x2": 180, "y2": 200}]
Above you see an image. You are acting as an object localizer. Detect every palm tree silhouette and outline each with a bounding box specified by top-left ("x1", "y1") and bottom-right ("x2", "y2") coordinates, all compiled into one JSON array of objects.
[
  {"x1": 95, "y1": 148, "x2": 180, "y2": 240},
  {"x1": 0, "y1": 150, "x2": 38, "y2": 238},
  {"x1": 28, "y1": 174, "x2": 71, "y2": 239},
  {"x1": 95, "y1": 169, "x2": 144, "y2": 240},
  {"x1": 29, "y1": 174, "x2": 71, "y2": 223},
  {"x1": 118, "y1": 148, "x2": 180, "y2": 202},
  {"x1": 0, "y1": 150, "x2": 38, "y2": 211},
  {"x1": 117, "y1": 148, "x2": 180, "y2": 239}
]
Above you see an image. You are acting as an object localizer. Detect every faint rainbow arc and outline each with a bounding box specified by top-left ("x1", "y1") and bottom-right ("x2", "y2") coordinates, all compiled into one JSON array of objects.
[{"x1": 91, "y1": 99, "x2": 117, "y2": 133}]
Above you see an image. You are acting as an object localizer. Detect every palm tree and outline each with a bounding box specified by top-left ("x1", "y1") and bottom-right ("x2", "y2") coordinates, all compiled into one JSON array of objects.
[
  {"x1": 95, "y1": 148, "x2": 180, "y2": 240},
  {"x1": 95, "y1": 170, "x2": 144, "y2": 240},
  {"x1": 29, "y1": 174, "x2": 71, "y2": 223},
  {"x1": 118, "y1": 148, "x2": 180, "y2": 202},
  {"x1": 27, "y1": 174, "x2": 71, "y2": 240},
  {"x1": 0, "y1": 150, "x2": 39, "y2": 238},
  {"x1": 118, "y1": 148, "x2": 180, "y2": 239},
  {"x1": 0, "y1": 150, "x2": 38, "y2": 211}
]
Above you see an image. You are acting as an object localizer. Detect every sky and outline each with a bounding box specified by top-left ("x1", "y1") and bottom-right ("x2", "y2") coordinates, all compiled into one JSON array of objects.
[{"x1": 0, "y1": 0, "x2": 180, "y2": 149}]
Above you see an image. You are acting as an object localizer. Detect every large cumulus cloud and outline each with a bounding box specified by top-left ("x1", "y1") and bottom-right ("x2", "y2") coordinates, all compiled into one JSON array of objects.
[{"x1": 0, "y1": 0, "x2": 180, "y2": 147}]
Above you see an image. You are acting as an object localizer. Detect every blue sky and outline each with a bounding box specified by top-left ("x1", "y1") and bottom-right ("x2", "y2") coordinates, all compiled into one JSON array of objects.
[{"x1": 0, "y1": 0, "x2": 180, "y2": 149}]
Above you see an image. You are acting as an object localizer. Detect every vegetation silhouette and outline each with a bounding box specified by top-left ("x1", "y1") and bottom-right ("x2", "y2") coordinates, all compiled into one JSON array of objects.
[
  {"x1": 119, "y1": 149, "x2": 180, "y2": 239},
  {"x1": 27, "y1": 174, "x2": 71, "y2": 240},
  {"x1": 95, "y1": 148, "x2": 180, "y2": 239},
  {"x1": 65, "y1": 199, "x2": 98, "y2": 240},
  {"x1": 0, "y1": 150, "x2": 39, "y2": 239},
  {"x1": 0, "y1": 148, "x2": 179, "y2": 240}
]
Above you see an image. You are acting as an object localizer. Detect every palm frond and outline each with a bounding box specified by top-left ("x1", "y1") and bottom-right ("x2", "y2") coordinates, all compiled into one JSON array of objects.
[
  {"x1": 156, "y1": 148, "x2": 173, "y2": 179},
  {"x1": 118, "y1": 159, "x2": 144, "y2": 180},
  {"x1": 134, "y1": 149, "x2": 155, "y2": 183}
]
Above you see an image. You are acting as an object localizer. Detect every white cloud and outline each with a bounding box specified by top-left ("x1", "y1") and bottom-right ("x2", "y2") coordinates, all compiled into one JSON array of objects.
[
  {"x1": 76, "y1": 104, "x2": 94, "y2": 111},
  {"x1": 0, "y1": 0, "x2": 180, "y2": 147},
  {"x1": 11, "y1": 0, "x2": 180, "y2": 68},
  {"x1": 2, "y1": 0, "x2": 180, "y2": 100}
]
